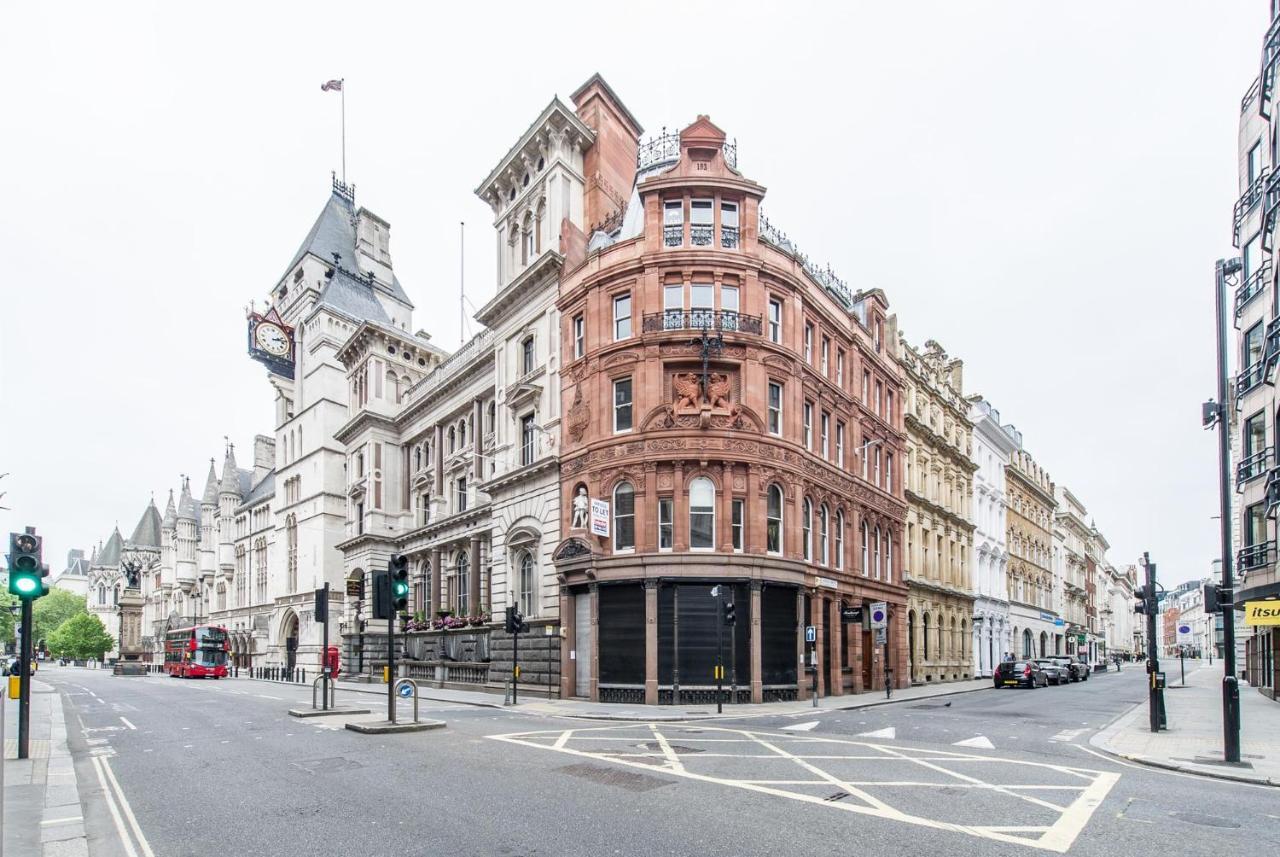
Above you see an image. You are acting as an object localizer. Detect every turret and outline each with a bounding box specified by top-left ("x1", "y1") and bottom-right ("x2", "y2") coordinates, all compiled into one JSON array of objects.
[
  {"x1": 218, "y1": 443, "x2": 242, "y2": 577},
  {"x1": 199, "y1": 459, "x2": 218, "y2": 581},
  {"x1": 176, "y1": 476, "x2": 198, "y2": 590}
]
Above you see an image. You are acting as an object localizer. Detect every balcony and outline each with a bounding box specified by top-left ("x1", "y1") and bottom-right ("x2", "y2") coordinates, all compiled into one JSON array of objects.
[
  {"x1": 690, "y1": 224, "x2": 714, "y2": 247},
  {"x1": 1236, "y1": 259, "x2": 1271, "y2": 316},
  {"x1": 637, "y1": 130, "x2": 738, "y2": 172},
  {"x1": 1238, "y1": 360, "x2": 1266, "y2": 396},
  {"x1": 663, "y1": 224, "x2": 682, "y2": 247},
  {"x1": 1267, "y1": 466, "x2": 1280, "y2": 516},
  {"x1": 1263, "y1": 13, "x2": 1280, "y2": 118},
  {"x1": 1244, "y1": 76, "x2": 1262, "y2": 115},
  {"x1": 641, "y1": 310, "x2": 763, "y2": 335},
  {"x1": 1239, "y1": 542, "x2": 1275, "y2": 572},
  {"x1": 1238, "y1": 448, "x2": 1273, "y2": 487},
  {"x1": 1232, "y1": 169, "x2": 1268, "y2": 247},
  {"x1": 721, "y1": 225, "x2": 739, "y2": 249}
]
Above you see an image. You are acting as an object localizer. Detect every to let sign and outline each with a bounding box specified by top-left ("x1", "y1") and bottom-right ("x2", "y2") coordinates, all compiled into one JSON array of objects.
[{"x1": 590, "y1": 499, "x2": 610, "y2": 538}]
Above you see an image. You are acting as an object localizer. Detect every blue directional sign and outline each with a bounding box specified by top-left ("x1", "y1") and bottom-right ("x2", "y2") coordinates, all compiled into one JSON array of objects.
[{"x1": 398, "y1": 683, "x2": 413, "y2": 698}]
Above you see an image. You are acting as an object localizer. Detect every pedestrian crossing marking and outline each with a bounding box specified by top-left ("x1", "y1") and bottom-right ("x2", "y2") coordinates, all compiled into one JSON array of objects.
[
  {"x1": 857, "y1": 726, "x2": 895, "y2": 739},
  {"x1": 781, "y1": 721, "x2": 820, "y2": 732},
  {"x1": 953, "y1": 735, "x2": 995, "y2": 749}
]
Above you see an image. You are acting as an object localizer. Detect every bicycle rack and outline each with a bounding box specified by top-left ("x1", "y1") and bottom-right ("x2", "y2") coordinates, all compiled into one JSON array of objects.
[
  {"x1": 392, "y1": 678, "x2": 420, "y2": 724},
  {"x1": 311, "y1": 674, "x2": 336, "y2": 710}
]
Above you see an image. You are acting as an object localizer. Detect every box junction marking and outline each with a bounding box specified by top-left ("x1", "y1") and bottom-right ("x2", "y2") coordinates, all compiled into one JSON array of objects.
[{"x1": 487, "y1": 724, "x2": 1120, "y2": 853}]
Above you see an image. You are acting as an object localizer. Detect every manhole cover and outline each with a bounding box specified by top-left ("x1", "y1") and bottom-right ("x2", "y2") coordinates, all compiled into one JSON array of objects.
[
  {"x1": 292, "y1": 757, "x2": 363, "y2": 774},
  {"x1": 633, "y1": 742, "x2": 704, "y2": 755},
  {"x1": 556, "y1": 763, "x2": 674, "y2": 792},
  {"x1": 1169, "y1": 811, "x2": 1241, "y2": 829}
]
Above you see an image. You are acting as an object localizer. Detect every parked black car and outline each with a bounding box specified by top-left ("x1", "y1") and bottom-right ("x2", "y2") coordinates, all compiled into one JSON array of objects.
[{"x1": 994, "y1": 660, "x2": 1047, "y2": 688}]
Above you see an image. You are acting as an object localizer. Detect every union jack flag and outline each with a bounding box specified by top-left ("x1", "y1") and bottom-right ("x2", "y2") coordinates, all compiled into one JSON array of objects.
[{"x1": 320, "y1": 79, "x2": 343, "y2": 92}]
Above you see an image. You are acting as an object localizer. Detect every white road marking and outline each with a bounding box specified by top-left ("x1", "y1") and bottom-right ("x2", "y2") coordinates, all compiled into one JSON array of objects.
[
  {"x1": 649, "y1": 724, "x2": 686, "y2": 773},
  {"x1": 256, "y1": 694, "x2": 282, "y2": 700},
  {"x1": 491, "y1": 725, "x2": 1120, "y2": 853},
  {"x1": 1050, "y1": 729, "x2": 1085, "y2": 743},
  {"x1": 953, "y1": 736, "x2": 995, "y2": 749},
  {"x1": 91, "y1": 755, "x2": 138, "y2": 857},
  {"x1": 96, "y1": 753, "x2": 157, "y2": 857},
  {"x1": 41, "y1": 816, "x2": 83, "y2": 825},
  {"x1": 858, "y1": 726, "x2": 895, "y2": 739},
  {"x1": 553, "y1": 730, "x2": 574, "y2": 749},
  {"x1": 781, "y1": 720, "x2": 820, "y2": 732},
  {"x1": 1070, "y1": 745, "x2": 1276, "y2": 790},
  {"x1": 182, "y1": 744, "x2": 193, "y2": 749},
  {"x1": 120, "y1": 717, "x2": 136, "y2": 730}
]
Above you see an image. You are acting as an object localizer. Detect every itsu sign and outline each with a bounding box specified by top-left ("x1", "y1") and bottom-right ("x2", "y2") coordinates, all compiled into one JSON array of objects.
[{"x1": 590, "y1": 499, "x2": 610, "y2": 538}]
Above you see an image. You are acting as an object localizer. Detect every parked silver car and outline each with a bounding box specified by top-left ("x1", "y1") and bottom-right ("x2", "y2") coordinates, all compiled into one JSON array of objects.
[{"x1": 1034, "y1": 659, "x2": 1070, "y2": 685}]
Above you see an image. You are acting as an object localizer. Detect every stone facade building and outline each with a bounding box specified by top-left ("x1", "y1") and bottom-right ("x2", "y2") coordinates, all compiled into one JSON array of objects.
[
  {"x1": 1004, "y1": 425, "x2": 1058, "y2": 659},
  {"x1": 898, "y1": 337, "x2": 976, "y2": 684},
  {"x1": 1054, "y1": 485, "x2": 1091, "y2": 658},
  {"x1": 968, "y1": 397, "x2": 1014, "y2": 677},
  {"x1": 552, "y1": 84, "x2": 907, "y2": 704}
]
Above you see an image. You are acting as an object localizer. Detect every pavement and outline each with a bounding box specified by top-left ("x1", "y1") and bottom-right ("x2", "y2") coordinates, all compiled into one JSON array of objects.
[
  {"x1": 1091, "y1": 661, "x2": 1280, "y2": 786},
  {"x1": 248, "y1": 671, "x2": 997, "y2": 720},
  {"x1": 19, "y1": 662, "x2": 1280, "y2": 856},
  {"x1": 3, "y1": 678, "x2": 90, "y2": 857}
]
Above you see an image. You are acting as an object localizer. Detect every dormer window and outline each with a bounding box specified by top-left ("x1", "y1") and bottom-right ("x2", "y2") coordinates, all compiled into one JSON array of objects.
[
  {"x1": 690, "y1": 199, "x2": 713, "y2": 246},
  {"x1": 664, "y1": 200, "x2": 683, "y2": 247}
]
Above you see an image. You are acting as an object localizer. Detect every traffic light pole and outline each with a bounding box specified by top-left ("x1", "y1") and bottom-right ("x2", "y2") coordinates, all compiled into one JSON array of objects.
[
  {"x1": 321, "y1": 582, "x2": 330, "y2": 712},
  {"x1": 716, "y1": 592, "x2": 724, "y2": 715},
  {"x1": 1214, "y1": 257, "x2": 1242, "y2": 763},
  {"x1": 1143, "y1": 553, "x2": 1164, "y2": 733},
  {"x1": 387, "y1": 612, "x2": 395, "y2": 723},
  {"x1": 18, "y1": 597, "x2": 32, "y2": 759}
]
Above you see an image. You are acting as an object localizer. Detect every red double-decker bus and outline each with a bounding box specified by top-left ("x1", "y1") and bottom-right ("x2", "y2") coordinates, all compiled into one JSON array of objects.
[{"x1": 164, "y1": 624, "x2": 230, "y2": 678}]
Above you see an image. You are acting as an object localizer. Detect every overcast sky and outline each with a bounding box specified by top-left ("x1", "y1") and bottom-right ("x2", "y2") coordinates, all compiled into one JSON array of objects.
[{"x1": 0, "y1": 2, "x2": 1262, "y2": 587}]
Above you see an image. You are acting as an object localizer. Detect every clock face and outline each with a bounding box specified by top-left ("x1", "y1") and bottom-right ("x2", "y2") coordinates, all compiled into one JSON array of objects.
[{"x1": 255, "y1": 322, "x2": 290, "y2": 357}]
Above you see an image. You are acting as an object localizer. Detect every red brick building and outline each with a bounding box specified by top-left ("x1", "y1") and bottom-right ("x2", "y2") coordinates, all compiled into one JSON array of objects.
[{"x1": 552, "y1": 80, "x2": 908, "y2": 704}]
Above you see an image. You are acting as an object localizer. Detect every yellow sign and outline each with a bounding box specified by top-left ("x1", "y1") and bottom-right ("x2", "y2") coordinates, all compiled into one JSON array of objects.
[
  {"x1": 1244, "y1": 600, "x2": 1280, "y2": 626},
  {"x1": 7, "y1": 675, "x2": 19, "y2": 699}
]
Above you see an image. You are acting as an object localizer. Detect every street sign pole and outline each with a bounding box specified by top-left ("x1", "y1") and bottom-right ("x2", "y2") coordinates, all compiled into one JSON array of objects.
[
  {"x1": 1143, "y1": 553, "x2": 1164, "y2": 733},
  {"x1": 18, "y1": 597, "x2": 32, "y2": 759},
  {"x1": 716, "y1": 591, "x2": 724, "y2": 715},
  {"x1": 512, "y1": 623, "x2": 519, "y2": 707},
  {"x1": 387, "y1": 611, "x2": 396, "y2": 724},
  {"x1": 321, "y1": 582, "x2": 330, "y2": 711},
  {"x1": 1213, "y1": 258, "x2": 1242, "y2": 763}
]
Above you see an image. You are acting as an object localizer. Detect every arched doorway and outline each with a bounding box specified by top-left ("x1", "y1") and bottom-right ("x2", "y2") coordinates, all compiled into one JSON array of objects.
[
  {"x1": 1022, "y1": 628, "x2": 1033, "y2": 659},
  {"x1": 282, "y1": 611, "x2": 299, "y2": 671},
  {"x1": 907, "y1": 610, "x2": 916, "y2": 680},
  {"x1": 1039, "y1": 631, "x2": 1048, "y2": 659}
]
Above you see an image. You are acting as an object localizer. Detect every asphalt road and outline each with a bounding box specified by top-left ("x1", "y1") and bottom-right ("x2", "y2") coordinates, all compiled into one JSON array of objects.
[{"x1": 42, "y1": 665, "x2": 1279, "y2": 857}]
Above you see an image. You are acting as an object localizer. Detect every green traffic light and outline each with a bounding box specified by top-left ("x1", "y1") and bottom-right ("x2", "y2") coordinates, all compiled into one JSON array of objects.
[
  {"x1": 13, "y1": 576, "x2": 37, "y2": 595},
  {"x1": 393, "y1": 582, "x2": 409, "y2": 597}
]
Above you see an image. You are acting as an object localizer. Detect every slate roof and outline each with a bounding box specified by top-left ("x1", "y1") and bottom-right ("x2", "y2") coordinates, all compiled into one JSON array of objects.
[
  {"x1": 237, "y1": 471, "x2": 275, "y2": 511},
  {"x1": 98, "y1": 528, "x2": 123, "y2": 567},
  {"x1": 163, "y1": 489, "x2": 177, "y2": 528},
  {"x1": 128, "y1": 500, "x2": 163, "y2": 548},
  {"x1": 280, "y1": 187, "x2": 413, "y2": 309},
  {"x1": 317, "y1": 267, "x2": 390, "y2": 324},
  {"x1": 177, "y1": 479, "x2": 200, "y2": 523},
  {"x1": 200, "y1": 461, "x2": 219, "y2": 505}
]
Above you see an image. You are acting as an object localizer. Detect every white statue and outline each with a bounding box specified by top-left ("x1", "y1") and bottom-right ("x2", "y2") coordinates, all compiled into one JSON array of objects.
[{"x1": 571, "y1": 487, "x2": 590, "y2": 530}]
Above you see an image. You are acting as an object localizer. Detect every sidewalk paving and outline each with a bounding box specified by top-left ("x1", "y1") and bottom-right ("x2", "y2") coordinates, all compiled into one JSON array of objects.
[
  {"x1": 3, "y1": 679, "x2": 91, "y2": 856},
  {"x1": 1091, "y1": 662, "x2": 1280, "y2": 786},
  {"x1": 244, "y1": 672, "x2": 996, "y2": 721}
]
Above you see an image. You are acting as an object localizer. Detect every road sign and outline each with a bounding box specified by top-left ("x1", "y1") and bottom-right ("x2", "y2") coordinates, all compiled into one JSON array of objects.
[
  {"x1": 1077, "y1": 634, "x2": 1086, "y2": 644},
  {"x1": 869, "y1": 602, "x2": 887, "y2": 630},
  {"x1": 874, "y1": 628, "x2": 887, "y2": 646},
  {"x1": 805, "y1": 625, "x2": 816, "y2": 643},
  {"x1": 1176, "y1": 623, "x2": 1193, "y2": 643},
  {"x1": 398, "y1": 682, "x2": 413, "y2": 698}
]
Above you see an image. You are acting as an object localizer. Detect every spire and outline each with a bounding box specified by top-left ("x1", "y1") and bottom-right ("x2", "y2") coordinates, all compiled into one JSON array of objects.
[
  {"x1": 98, "y1": 527, "x2": 123, "y2": 567},
  {"x1": 178, "y1": 475, "x2": 197, "y2": 521},
  {"x1": 163, "y1": 489, "x2": 177, "y2": 528},
  {"x1": 128, "y1": 497, "x2": 163, "y2": 548},
  {"x1": 220, "y1": 442, "x2": 241, "y2": 496},
  {"x1": 201, "y1": 458, "x2": 219, "y2": 505}
]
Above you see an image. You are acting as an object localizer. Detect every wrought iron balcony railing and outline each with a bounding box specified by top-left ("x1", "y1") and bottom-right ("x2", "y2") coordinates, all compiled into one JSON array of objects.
[
  {"x1": 690, "y1": 224, "x2": 714, "y2": 247},
  {"x1": 1237, "y1": 448, "x2": 1272, "y2": 487},
  {"x1": 663, "y1": 225, "x2": 682, "y2": 247},
  {"x1": 1266, "y1": 466, "x2": 1280, "y2": 516},
  {"x1": 637, "y1": 130, "x2": 739, "y2": 172},
  {"x1": 1244, "y1": 76, "x2": 1262, "y2": 115},
  {"x1": 1262, "y1": 13, "x2": 1280, "y2": 119},
  {"x1": 1236, "y1": 259, "x2": 1271, "y2": 316},
  {"x1": 1265, "y1": 317, "x2": 1280, "y2": 381},
  {"x1": 1238, "y1": 542, "x2": 1274, "y2": 572},
  {"x1": 641, "y1": 310, "x2": 763, "y2": 335},
  {"x1": 1237, "y1": 359, "x2": 1267, "y2": 396},
  {"x1": 721, "y1": 225, "x2": 739, "y2": 249},
  {"x1": 1233, "y1": 169, "x2": 1269, "y2": 247}
]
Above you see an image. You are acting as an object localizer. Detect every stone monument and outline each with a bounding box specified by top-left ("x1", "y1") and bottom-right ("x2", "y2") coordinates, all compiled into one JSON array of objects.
[{"x1": 113, "y1": 558, "x2": 149, "y2": 676}]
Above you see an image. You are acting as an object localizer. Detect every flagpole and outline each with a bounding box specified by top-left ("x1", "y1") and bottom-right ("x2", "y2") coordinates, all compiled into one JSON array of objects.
[{"x1": 341, "y1": 78, "x2": 346, "y2": 186}]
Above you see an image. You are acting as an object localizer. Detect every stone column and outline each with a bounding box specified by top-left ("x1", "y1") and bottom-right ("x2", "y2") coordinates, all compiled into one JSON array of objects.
[
  {"x1": 468, "y1": 536, "x2": 482, "y2": 617},
  {"x1": 644, "y1": 579, "x2": 658, "y2": 705},
  {"x1": 472, "y1": 398, "x2": 484, "y2": 480},
  {"x1": 718, "y1": 462, "x2": 733, "y2": 552},
  {"x1": 828, "y1": 598, "x2": 843, "y2": 696},
  {"x1": 749, "y1": 581, "x2": 763, "y2": 703},
  {"x1": 641, "y1": 464, "x2": 658, "y2": 553},
  {"x1": 814, "y1": 591, "x2": 826, "y2": 698},
  {"x1": 588, "y1": 582, "x2": 600, "y2": 702},
  {"x1": 559, "y1": 585, "x2": 575, "y2": 699},
  {"x1": 433, "y1": 424, "x2": 444, "y2": 497},
  {"x1": 850, "y1": 603, "x2": 864, "y2": 693},
  {"x1": 673, "y1": 462, "x2": 687, "y2": 551},
  {"x1": 428, "y1": 548, "x2": 441, "y2": 618},
  {"x1": 745, "y1": 465, "x2": 761, "y2": 554}
]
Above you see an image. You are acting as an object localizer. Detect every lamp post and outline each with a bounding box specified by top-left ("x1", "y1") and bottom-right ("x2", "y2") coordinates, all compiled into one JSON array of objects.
[{"x1": 1206, "y1": 256, "x2": 1243, "y2": 763}]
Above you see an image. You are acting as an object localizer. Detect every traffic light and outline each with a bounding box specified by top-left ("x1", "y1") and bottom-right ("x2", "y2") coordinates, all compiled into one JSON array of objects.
[
  {"x1": 7, "y1": 529, "x2": 47, "y2": 600},
  {"x1": 389, "y1": 554, "x2": 409, "y2": 612},
  {"x1": 1134, "y1": 584, "x2": 1157, "y2": 615},
  {"x1": 1203, "y1": 582, "x2": 1224, "y2": 614},
  {"x1": 724, "y1": 601, "x2": 736, "y2": 626},
  {"x1": 505, "y1": 605, "x2": 524, "y2": 634},
  {"x1": 371, "y1": 570, "x2": 392, "y2": 620}
]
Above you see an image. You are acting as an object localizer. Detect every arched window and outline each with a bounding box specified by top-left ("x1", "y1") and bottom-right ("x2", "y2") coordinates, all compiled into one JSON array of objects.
[
  {"x1": 923, "y1": 613, "x2": 931, "y2": 660},
  {"x1": 113, "y1": 586, "x2": 120, "y2": 605},
  {"x1": 1022, "y1": 628, "x2": 1033, "y2": 658},
  {"x1": 801, "y1": 498, "x2": 812, "y2": 561},
  {"x1": 690, "y1": 477, "x2": 715, "y2": 549},
  {"x1": 388, "y1": 370, "x2": 401, "y2": 404},
  {"x1": 286, "y1": 514, "x2": 298, "y2": 593},
  {"x1": 448, "y1": 426, "x2": 456, "y2": 452},
  {"x1": 522, "y1": 336, "x2": 535, "y2": 376},
  {"x1": 884, "y1": 529, "x2": 893, "y2": 583},
  {"x1": 818, "y1": 504, "x2": 829, "y2": 566},
  {"x1": 834, "y1": 511, "x2": 844, "y2": 569},
  {"x1": 216, "y1": 582, "x2": 227, "y2": 611},
  {"x1": 766, "y1": 485, "x2": 783, "y2": 554},
  {"x1": 519, "y1": 551, "x2": 536, "y2": 617},
  {"x1": 459, "y1": 420, "x2": 467, "y2": 448},
  {"x1": 456, "y1": 551, "x2": 470, "y2": 616},
  {"x1": 874, "y1": 526, "x2": 882, "y2": 579},
  {"x1": 97, "y1": 584, "x2": 106, "y2": 606},
  {"x1": 613, "y1": 482, "x2": 635, "y2": 551},
  {"x1": 415, "y1": 446, "x2": 423, "y2": 471},
  {"x1": 861, "y1": 521, "x2": 870, "y2": 576}
]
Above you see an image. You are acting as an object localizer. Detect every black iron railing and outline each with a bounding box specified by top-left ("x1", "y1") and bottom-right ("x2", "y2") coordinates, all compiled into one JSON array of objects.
[
  {"x1": 1238, "y1": 359, "x2": 1267, "y2": 395},
  {"x1": 1233, "y1": 169, "x2": 1269, "y2": 247},
  {"x1": 663, "y1": 224, "x2": 683, "y2": 247},
  {"x1": 1236, "y1": 259, "x2": 1271, "y2": 316},
  {"x1": 642, "y1": 310, "x2": 763, "y2": 335},
  {"x1": 1238, "y1": 449, "x2": 1272, "y2": 487},
  {"x1": 1267, "y1": 466, "x2": 1280, "y2": 516},
  {"x1": 690, "y1": 224, "x2": 714, "y2": 247},
  {"x1": 637, "y1": 130, "x2": 739, "y2": 171},
  {"x1": 721, "y1": 225, "x2": 739, "y2": 248},
  {"x1": 1262, "y1": 13, "x2": 1280, "y2": 118},
  {"x1": 1244, "y1": 76, "x2": 1262, "y2": 115},
  {"x1": 1239, "y1": 542, "x2": 1274, "y2": 571}
]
